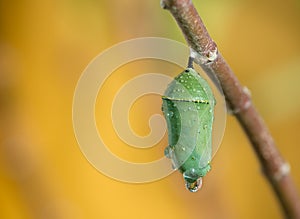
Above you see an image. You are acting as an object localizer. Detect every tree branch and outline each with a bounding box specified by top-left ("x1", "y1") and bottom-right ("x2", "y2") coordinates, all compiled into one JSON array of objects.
[{"x1": 161, "y1": 0, "x2": 300, "y2": 218}]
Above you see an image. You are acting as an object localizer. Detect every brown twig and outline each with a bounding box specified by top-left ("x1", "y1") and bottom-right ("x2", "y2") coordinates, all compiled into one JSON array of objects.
[{"x1": 161, "y1": 0, "x2": 300, "y2": 218}]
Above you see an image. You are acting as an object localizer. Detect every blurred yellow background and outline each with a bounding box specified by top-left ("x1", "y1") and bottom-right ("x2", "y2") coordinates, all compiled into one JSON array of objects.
[{"x1": 0, "y1": 0, "x2": 300, "y2": 218}]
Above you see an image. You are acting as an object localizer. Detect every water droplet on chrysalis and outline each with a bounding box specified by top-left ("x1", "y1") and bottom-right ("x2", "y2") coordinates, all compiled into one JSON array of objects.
[
  {"x1": 185, "y1": 177, "x2": 202, "y2": 192},
  {"x1": 164, "y1": 146, "x2": 172, "y2": 158},
  {"x1": 183, "y1": 168, "x2": 203, "y2": 192}
]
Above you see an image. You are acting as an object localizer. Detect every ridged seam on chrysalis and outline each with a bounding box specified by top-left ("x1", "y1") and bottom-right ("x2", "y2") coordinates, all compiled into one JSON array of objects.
[{"x1": 162, "y1": 96, "x2": 210, "y2": 104}]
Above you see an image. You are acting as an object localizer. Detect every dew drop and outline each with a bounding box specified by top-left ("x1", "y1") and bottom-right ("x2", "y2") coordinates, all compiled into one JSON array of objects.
[
  {"x1": 184, "y1": 177, "x2": 202, "y2": 192},
  {"x1": 164, "y1": 146, "x2": 173, "y2": 159}
]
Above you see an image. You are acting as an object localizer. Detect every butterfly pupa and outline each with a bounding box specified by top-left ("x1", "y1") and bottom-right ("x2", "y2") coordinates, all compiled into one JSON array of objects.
[{"x1": 162, "y1": 65, "x2": 215, "y2": 192}]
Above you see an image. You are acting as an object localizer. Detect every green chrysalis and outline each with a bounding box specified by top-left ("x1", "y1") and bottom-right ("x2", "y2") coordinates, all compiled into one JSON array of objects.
[{"x1": 162, "y1": 66, "x2": 215, "y2": 192}]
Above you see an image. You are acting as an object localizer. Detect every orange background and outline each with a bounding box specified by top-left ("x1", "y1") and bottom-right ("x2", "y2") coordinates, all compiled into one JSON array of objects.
[{"x1": 1, "y1": 1, "x2": 300, "y2": 219}]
